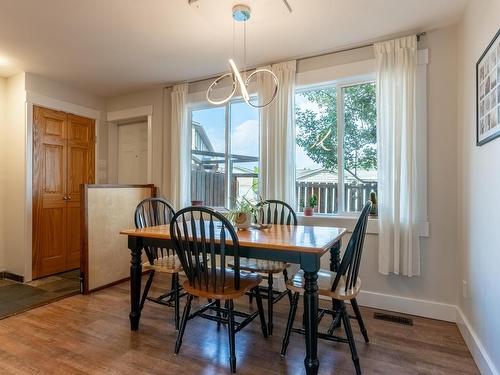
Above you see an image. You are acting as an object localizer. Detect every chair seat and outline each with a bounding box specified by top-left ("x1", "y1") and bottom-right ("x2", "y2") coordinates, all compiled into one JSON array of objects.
[
  {"x1": 143, "y1": 255, "x2": 183, "y2": 274},
  {"x1": 229, "y1": 258, "x2": 288, "y2": 274},
  {"x1": 286, "y1": 269, "x2": 361, "y2": 300},
  {"x1": 183, "y1": 269, "x2": 262, "y2": 300}
]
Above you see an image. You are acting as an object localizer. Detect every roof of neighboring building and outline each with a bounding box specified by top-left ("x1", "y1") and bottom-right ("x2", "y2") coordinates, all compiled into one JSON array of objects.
[
  {"x1": 192, "y1": 121, "x2": 214, "y2": 152},
  {"x1": 296, "y1": 168, "x2": 377, "y2": 183}
]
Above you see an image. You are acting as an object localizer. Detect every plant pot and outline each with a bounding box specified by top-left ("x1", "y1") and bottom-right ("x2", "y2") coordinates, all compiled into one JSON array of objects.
[
  {"x1": 234, "y1": 212, "x2": 251, "y2": 230},
  {"x1": 191, "y1": 200, "x2": 204, "y2": 206},
  {"x1": 303, "y1": 207, "x2": 314, "y2": 216}
]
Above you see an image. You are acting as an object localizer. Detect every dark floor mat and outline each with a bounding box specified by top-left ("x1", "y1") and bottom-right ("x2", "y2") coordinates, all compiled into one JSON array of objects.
[{"x1": 0, "y1": 274, "x2": 80, "y2": 319}]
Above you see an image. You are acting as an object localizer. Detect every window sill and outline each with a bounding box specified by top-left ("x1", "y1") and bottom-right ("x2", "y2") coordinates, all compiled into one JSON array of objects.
[
  {"x1": 297, "y1": 213, "x2": 379, "y2": 234},
  {"x1": 297, "y1": 213, "x2": 430, "y2": 237}
]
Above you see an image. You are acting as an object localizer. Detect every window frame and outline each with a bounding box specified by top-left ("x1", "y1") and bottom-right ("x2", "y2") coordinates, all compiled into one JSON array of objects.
[
  {"x1": 295, "y1": 75, "x2": 377, "y2": 217},
  {"x1": 188, "y1": 96, "x2": 259, "y2": 209}
]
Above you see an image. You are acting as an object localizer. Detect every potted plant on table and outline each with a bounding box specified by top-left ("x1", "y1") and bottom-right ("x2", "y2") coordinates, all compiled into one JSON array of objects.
[
  {"x1": 302, "y1": 195, "x2": 317, "y2": 217},
  {"x1": 227, "y1": 197, "x2": 259, "y2": 230}
]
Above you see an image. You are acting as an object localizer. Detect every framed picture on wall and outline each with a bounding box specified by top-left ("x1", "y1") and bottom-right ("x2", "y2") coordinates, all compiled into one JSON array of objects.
[{"x1": 477, "y1": 28, "x2": 500, "y2": 146}]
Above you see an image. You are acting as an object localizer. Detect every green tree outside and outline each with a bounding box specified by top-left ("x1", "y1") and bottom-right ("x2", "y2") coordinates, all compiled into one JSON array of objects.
[{"x1": 296, "y1": 83, "x2": 377, "y2": 182}]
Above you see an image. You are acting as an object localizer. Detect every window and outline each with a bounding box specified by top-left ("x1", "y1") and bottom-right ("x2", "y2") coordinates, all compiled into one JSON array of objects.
[
  {"x1": 295, "y1": 81, "x2": 377, "y2": 215},
  {"x1": 190, "y1": 99, "x2": 259, "y2": 208}
]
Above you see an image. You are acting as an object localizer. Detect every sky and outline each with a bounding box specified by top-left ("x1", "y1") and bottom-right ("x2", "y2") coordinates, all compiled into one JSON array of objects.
[{"x1": 191, "y1": 93, "x2": 324, "y2": 172}]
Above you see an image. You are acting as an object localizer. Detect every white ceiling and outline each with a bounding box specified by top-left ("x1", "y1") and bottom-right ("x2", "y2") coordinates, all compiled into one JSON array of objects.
[{"x1": 0, "y1": 0, "x2": 468, "y2": 97}]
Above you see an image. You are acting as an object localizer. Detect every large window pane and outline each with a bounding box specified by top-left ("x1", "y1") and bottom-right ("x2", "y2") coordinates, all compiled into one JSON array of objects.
[
  {"x1": 229, "y1": 100, "x2": 259, "y2": 205},
  {"x1": 191, "y1": 106, "x2": 226, "y2": 207},
  {"x1": 342, "y1": 82, "x2": 377, "y2": 212},
  {"x1": 295, "y1": 86, "x2": 339, "y2": 214}
]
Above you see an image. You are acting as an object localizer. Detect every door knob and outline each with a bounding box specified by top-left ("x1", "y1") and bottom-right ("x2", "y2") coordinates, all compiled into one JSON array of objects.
[
  {"x1": 63, "y1": 196, "x2": 68, "y2": 200},
  {"x1": 67, "y1": 196, "x2": 72, "y2": 200}
]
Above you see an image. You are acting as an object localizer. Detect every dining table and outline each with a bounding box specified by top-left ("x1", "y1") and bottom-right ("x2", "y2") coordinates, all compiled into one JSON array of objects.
[{"x1": 120, "y1": 223, "x2": 347, "y2": 375}]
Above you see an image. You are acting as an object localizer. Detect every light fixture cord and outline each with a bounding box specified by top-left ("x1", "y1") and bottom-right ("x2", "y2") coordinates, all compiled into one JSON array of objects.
[
  {"x1": 243, "y1": 19, "x2": 247, "y2": 81},
  {"x1": 232, "y1": 18, "x2": 235, "y2": 60}
]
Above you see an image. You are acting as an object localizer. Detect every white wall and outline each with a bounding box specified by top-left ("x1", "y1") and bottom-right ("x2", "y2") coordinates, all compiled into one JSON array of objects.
[
  {"x1": 0, "y1": 77, "x2": 6, "y2": 272},
  {"x1": 2, "y1": 73, "x2": 27, "y2": 277},
  {"x1": 457, "y1": 0, "x2": 500, "y2": 373}
]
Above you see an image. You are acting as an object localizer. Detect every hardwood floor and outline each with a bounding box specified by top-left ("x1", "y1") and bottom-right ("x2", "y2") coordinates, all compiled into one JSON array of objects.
[{"x1": 0, "y1": 274, "x2": 479, "y2": 374}]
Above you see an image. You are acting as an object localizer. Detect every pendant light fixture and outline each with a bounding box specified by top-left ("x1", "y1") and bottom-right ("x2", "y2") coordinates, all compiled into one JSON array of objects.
[{"x1": 206, "y1": 4, "x2": 279, "y2": 108}]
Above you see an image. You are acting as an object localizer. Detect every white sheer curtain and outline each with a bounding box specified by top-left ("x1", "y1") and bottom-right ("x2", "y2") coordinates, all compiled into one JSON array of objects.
[
  {"x1": 169, "y1": 83, "x2": 189, "y2": 210},
  {"x1": 258, "y1": 60, "x2": 296, "y2": 204},
  {"x1": 375, "y1": 36, "x2": 420, "y2": 276}
]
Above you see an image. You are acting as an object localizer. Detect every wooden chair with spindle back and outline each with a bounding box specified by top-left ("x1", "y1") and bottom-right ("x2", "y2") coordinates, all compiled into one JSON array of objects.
[
  {"x1": 170, "y1": 206, "x2": 268, "y2": 373},
  {"x1": 230, "y1": 199, "x2": 297, "y2": 336},
  {"x1": 280, "y1": 201, "x2": 372, "y2": 375},
  {"x1": 134, "y1": 197, "x2": 183, "y2": 329}
]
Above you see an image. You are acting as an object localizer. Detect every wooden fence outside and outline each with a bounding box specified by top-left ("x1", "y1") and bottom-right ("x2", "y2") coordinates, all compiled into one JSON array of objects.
[
  {"x1": 296, "y1": 181, "x2": 377, "y2": 214},
  {"x1": 191, "y1": 169, "x2": 377, "y2": 213},
  {"x1": 191, "y1": 169, "x2": 226, "y2": 207}
]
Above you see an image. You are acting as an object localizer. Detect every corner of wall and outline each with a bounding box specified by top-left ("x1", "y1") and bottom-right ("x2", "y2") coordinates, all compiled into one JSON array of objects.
[
  {"x1": 0, "y1": 76, "x2": 6, "y2": 272},
  {"x1": 2, "y1": 72, "x2": 27, "y2": 277}
]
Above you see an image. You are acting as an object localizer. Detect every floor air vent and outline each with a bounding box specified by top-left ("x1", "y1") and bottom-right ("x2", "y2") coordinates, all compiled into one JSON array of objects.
[{"x1": 373, "y1": 312, "x2": 413, "y2": 326}]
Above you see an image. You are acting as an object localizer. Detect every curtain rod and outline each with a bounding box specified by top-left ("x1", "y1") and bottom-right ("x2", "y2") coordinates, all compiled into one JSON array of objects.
[{"x1": 164, "y1": 32, "x2": 426, "y2": 89}]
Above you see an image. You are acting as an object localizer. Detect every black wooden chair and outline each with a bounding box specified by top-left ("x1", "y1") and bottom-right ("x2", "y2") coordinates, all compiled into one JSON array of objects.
[
  {"x1": 170, "y1": 206, "x2": 268, "y2": 373},
  {"x1": 230, "y1": 199, "x2": 296, "y2": 336},
  {"x1": 134, "y1": 197, "x2": 183, "y2": 330},
  {"x1": 280, "y1": 201, "x2": 372, "y2": 375}
]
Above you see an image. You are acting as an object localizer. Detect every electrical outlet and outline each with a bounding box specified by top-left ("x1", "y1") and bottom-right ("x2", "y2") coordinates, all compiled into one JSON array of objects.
[{"x1": 462, "y1": 280, "x2": 467, "y2": 299}]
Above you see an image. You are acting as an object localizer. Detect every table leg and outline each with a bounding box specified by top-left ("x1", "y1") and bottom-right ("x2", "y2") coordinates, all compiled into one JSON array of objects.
[
  {"x1": 129, "y1": 236, "x2": 143, "y2": 331},
  {"x1": 301, "y1": 255, "x2": 320, "y2": 375}
]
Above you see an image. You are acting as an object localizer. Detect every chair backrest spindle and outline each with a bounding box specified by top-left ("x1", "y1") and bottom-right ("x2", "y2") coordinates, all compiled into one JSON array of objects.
[
  {"x1": 257, "y1": 199, "x2": 297, "y2": 226},
  {"x1": 170, "y1": 207, "x2": 241, "y2": 293},
  {"x1": 331, "y1": 202, "x2": 371, "y2": 293},
  {"x1": 134, "y1": 197, "x2": 176, "y2": 263}
]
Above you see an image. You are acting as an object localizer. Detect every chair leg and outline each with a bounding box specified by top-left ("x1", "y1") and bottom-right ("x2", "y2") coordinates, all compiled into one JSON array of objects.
[
  {"x1": 253, "y1": 287, "x2": 268, "y2": 338},
  {"x1": 282, "y1": 268, "x2": 293, "y2": 304},
  {"x1": 140, "y1": 270, "x2": 155, "y2": 311},
  {"x1": 267, "y1": 273, "x2": 274, "y2": 335},
  {"x1": 351, "y1": 298, "x2": 369, "y2": 343},
  {"x1": 173, "y1": 273, "x2": 180, "y2": 330},
  {"x1": 170, "y1": 272, "x2": 176, "y2": 294},
  {"x1": 215, "y1": 299, "x2": 222, "y2": 328},
  {"x1": 327, "y1": 298, "x2": 342, "y2": 335},
  {"x1": 281, "y1": 292, "x2": 299, "y2": 357},
  {"x1": 249, "y1": 292, "x2": 254, "y2": 304},
  {"x1": 227, "y1": 300, "x2": 237, "y2": 373},
  {"x1": 175, "y1": 294, "x2": 193, "y2": 354},
  {"x1": 340, "y1": 302, "x2": 361, "y2": 375}
]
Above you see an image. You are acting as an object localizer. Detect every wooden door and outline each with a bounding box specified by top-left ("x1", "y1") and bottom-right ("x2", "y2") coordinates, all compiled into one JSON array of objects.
[
  {"x1": 117, "y1": 122, "x2": 148, "y2": 184},
  {"x1": 66, "y1": 114, "x2": 95, "y2": 269},
  {"x1": 32, "y1": 106, "x2": 95, "y2": 279}
]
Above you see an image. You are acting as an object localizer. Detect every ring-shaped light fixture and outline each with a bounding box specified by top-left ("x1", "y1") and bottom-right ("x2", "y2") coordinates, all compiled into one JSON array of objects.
[
  {"x1": 205, "y1": 72, "x2": 237, "y2": 105},
  {"x1": 245, "y1": 68, "x2": 279, "y2": 108},
  {"x1": 206, "y1": 60, "x2": 279, "y2": 108},
  {"x1": 206, "y1": 4, "x2": 280, "y2": 109}
]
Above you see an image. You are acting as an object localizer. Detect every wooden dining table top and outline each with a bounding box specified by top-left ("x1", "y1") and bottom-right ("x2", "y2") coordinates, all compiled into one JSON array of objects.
[{"x1": 120, "y1": 224, "x2": 347, "y2": 254}]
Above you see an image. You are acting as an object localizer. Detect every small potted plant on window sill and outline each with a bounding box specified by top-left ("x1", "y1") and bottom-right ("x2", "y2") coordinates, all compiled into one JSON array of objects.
[
  {"x1": 369, "y1": 191, "x2": 378, "y2": 217},
  {"x1": 302, "y1": 195, "x2": 317, "y2": 217}
]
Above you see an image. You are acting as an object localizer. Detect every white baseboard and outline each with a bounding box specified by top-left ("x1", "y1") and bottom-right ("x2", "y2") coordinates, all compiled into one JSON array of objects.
[
  {"x1": 456, "y1": 308, "x2": 499, "y2": 375},
  {"x1": 353, "y1": 289, "x2": 457, "y2": 322}
]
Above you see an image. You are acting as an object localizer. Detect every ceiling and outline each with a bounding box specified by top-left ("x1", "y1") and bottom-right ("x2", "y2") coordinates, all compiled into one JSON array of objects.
[{"x1": 0, "y1": 0, "x2": 468, "y2": 97}]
